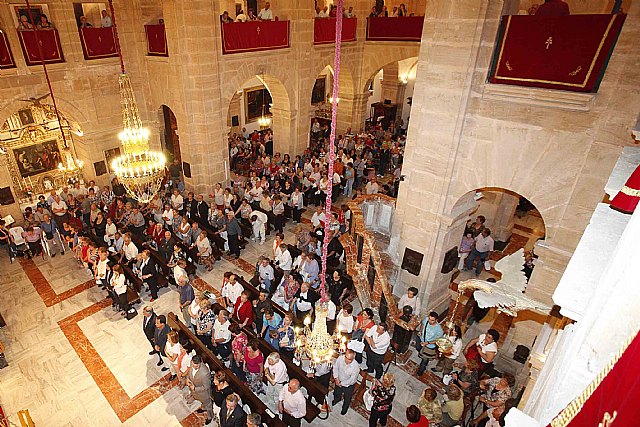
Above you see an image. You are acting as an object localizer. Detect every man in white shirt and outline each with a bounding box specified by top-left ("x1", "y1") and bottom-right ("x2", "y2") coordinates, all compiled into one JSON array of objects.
[
  {"x1": 365, "y1": 322, "x2": 390, "y2": 379},
  {"x1": 317, "y1": 293, "x2": 337, "y2": 334},
  {"x1": 171, "y1": 189, "x2": 184, "y2": 211},
  {"x1": 50, "y1": 195, "x2": 69, "y2": 228},
  {"x1": 265, "y1": 352, "x2": 289, "y2": 410},
  {"x1": 212, "y1": 309, "x2": 232, "y2": 359},
  {"x1": 398, "y1": 286, "x2": 421, "y2": 315},
  {"x1": 310, "y1": 205, "x2": 326, "y2": 230},
  {"x1": 331, "y1": 349, "x2": 360, "y2": 415},
  {"x1": 279, "y1": 379, "x2": 306, "y2": 427},
  {"x1": 101, "y1": 10, "x2": 112, "y2": 27},
  {"x1": 121, "y1": 232, "x2": 139, "y2": 265},
  {"x1": 317, "y1": 6, "x2": 329, "y2": 17},
  {"x1": 344, "y1": 6, "x2": 355, "y2": 17},
  {"x1": 275, "y1": 243, "x2": 292, "y2": 276},
  {"x1": 221, "y1": 273, "x2": 244, "y2": 310},
  {"x1": 258, "y1": 2, "x2": 273, "y2": 20},
  {"x1": 258, "y1": 256, "x2": 275, "y2": 292},
  {"x1": 249, "y1": 210, "x2": 268, "y2": 244},
  {"x1": 365, "y1": 177, "x2": 379, "y2": 195},
  {"x1": 464, "y1": 228, "x2": 495, "y2": 276}
]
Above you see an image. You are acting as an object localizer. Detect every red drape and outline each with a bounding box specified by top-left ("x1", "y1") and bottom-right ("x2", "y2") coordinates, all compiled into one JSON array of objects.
[
  {"x1": 314, "y1": 17, "x2": 357, "y2": 45},
  {"x1": 17, "y1": 29, "x2": 64, "y2": 66},
  {"x1": 366, "y1": 16, "x2": 423, "y2": 42},
  {"x1": 221, "y1": 21, "x2": 289, "y2": 55},
  {"x1": 489, "y1": 14, "x2": 626, "y2": 92},
  {"x1": 79, "y1": 27, "x2": 118, "y2": 60},
  {"x1": 144, "y1": 24, "x2": 168, "y2": 56},
  {"x1": 547, "y1": 330, "x2": 640, "y2": 427},
  {"x1": 0, "y1": 31, "x2": 16, "y2": 69}
]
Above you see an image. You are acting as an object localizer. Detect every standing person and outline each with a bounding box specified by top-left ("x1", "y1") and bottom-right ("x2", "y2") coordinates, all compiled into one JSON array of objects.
[
  {"x1": 331, "y1": 349, "x2": 360, "y2": 415},
  {"x1": 289, "y1": 186, "x2": 304, "y2": 223},
  {"x1": 278, "y1": 379, "x2": 306, "y2": 427},
  {"x1": 247, "y1": 413, "x2": 262, "y2": 427},
  {"x1": 243, "y1": 340, "x2": 265, "y2": 395},
  {"x1": 178, "y1": 276, "x2": 195, "y2": 328},
  {"x1": 272, "y1": 195, "x2": 285, "y2": 234},
  {"x1": 41, "y1": 214, "x2": 64, "y2": 257},
  {"x1": 220, "y1": 211, "x2": 242, "y2": 259},
  {"x1": 221, "y1": 273, "x2": 244, "y2": 311},
  {"x1": 249, "y1": 211, "x2": 268, "y2": 244},
  {"x1": 186, "y1": 355, "x2": 213, "y2": 425},
  {"x1": 464, "y1": 329, "x2": 499, "y2": 374},
  {"x1": 458, "y1": 232, "x2": 475, "y2": 270},
  {"x1": 464, "y1": 228, "x2": 494, "y2": 277},
  {"x1": 153, "y1": 315, "x2": 171, "y2": 371},
  {"x1": 164, "y1": 330, "x2": 182, "y2": 382},
  {"x1": 233, "y1": 291, "x2": 254, "y2": 328},
  {"x1": 257, "y1": 2, "x2": 273, "y2": 20},
  {"x1": 398, "y1": 286, "x2": 421, "y2": 315},
  {"x1": 111, "y1": 264, "x2": 129, "y2": 315},
  {"x1": 418, "y1": 387, "x2": 443, "y2": 424},
  {"x1": 265, "y1": 352, "x2": 289, "y2": 410},
  {"x1": 275, "y1": 243, "x2": 292, "y2": 278},
  {"x1": 212, "y1": 309, "x2": 232, "y2": 360},
  {"x1": 142, "y1": 306, "x2": 157, "y2": 354},
  {"x1": 365, "y1": 322, "x2": 391, "y2": 379},
  {"x1": 434, "y1": 325, "x2": 463, "y2": 375},
  {"x1": 196, "y1": 300, "x2": 215, "y2": 351},
  {"x1": 100, "y1": 9, "x2": 112, "y2": 27},
  {"x1": 441, "y1": 385, "x2": 464, "y2": 427},
  {"x1": 369, "y1": 373, "x2": 396, "y2": 427},
  {"x1": 219, "y1": 393, "x2": 247, "y2": 427},
  {"x1": 140, "y1": 250, "x2": 160, "y2": 302},
  {"x1": 416, "y1": 311, "x2": 444, "y2": 375}
]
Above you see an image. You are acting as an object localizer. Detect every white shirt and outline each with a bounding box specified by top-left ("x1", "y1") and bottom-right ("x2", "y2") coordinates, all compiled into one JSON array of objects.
[
  {"x1": 252, "y1": 210, "x2": 268, "y2": 227},
  {"x1": 318, "y1": 299, "x2": 336, "y2": 320},
  {"x1": 171, "y1": 194, "x2": 184, "y2": 210},
  {"x1": 51, "y1": 200, "x2": 68, "y2": 216},
  {"x1": 279, "y1": 387, "x2": 307, "y2": 419},
  {"x1": 165, "y1": 342, "x2": 181, "y2": 362},
  {"x1": 178, "y1": 351, "x2": 193, "y2": 373},
  {"x1": 222, "y1": 281, "x2": 244, "y2": 306},
  {"x1": 447, "y1": 338, "x2": 463, "y2": 360},
  {"x1": 112, "y1": 274, "x2": 127, "y2": 295},
  {"x1": 259, "y1": 263, "x2": 275, "y2": 282},
  {"x1": 365, "y1": 182, "x2": 379, "y2": 195},
  {"x1": 258, "y1": 8, "x2": 273, "y2": 20},
  {"x1": 296, "y1": 291, "x2": 312, "y2": 312},
  {"x1": 189, "y1": 299, "x2": 201, "y2": 324},
  {"x1": 105, "y1": 223, "x2": 117, "y2": 239},
  {"x1": 276, "y1": 249, "x2": 292, "y2": 271},
  {"x1": 398, "y1": 294, "x2": 421, "y2": 314},
  {"x1": 266, "y1": 359, "x2": 289, "y2": 384},
  {"x1": 173, "y1": 265, "x2": 188, "y2": 284},
  {"x1": 478, "y1": 334, "x2": 498, "y2": 363},
  {"x1": 366, "y1": 328, "x2": 391, "y2": 355},
  {"x1": 162, "y1": 209, "x2": 174, "y2": 226},
  {"x1": 123, "y1": 241, "x2": 138, "y2": 261},
  {"x1": 213, "y1": 319, "x2": 231, "y2": 343},
  {"x1": 236, "y1": 13, "x2": 247, "y2": 22},
  {"x1": 475, "y1": 234, "x2": 495, "y2": 253},
  {"x1": 336, "y1": 312, "x2": 354, "y2": 333},
  {"x1": 96, "y1": 259, "x2": 109, "y2": 282},
  {"x1": 317, "y1": 10, "x2": 328, "y2": 18},
  {"x1": 101, "y1": 15, "x2": 112, "y2": 27},
  {"x1": 311, "y1": 211, "x2": 326, "y2": 228}
]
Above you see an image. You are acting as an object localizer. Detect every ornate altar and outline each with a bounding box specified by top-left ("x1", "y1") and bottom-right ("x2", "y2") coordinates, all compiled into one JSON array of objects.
[{"x1": 0, "y1": 103, "x2": 83, "y2": 205}]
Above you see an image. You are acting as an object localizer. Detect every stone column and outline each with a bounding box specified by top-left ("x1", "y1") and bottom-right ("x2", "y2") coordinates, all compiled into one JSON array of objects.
[
  {"x1": 270, "y1": 106, "x2": 297, "y2": 156},
  {"x1": 352, "y1": 92, "x2": 373, "y2": 131},
  {"x1": 491, "y1": 192, "x2": 519, "y2": 242},
  {"x1": 380, "y1": 63, "x2": 402, "y2": 103}
]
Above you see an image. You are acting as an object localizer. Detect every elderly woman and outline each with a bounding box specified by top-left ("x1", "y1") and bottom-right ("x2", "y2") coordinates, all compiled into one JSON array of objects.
[
  {"x1": 176, "y1": 216, "x2": 192, "y2": 243},
  {"x1": 195, "y1": 299, "x2": 215, "y2": 351},
  {"x1": 195, "y1": 230, "x2": 215, "y2": 271},
  {"x1": 188, "y1": 293, "x2": 207, "y2": 333},
  {"x1": 369, "y1": 373, "x2": 396, "y2": 427},
  {"x1": 479, "y1": 373, "x2": 515, "y2": 408},
  {"x1": 442, "y1": 384, "x2": 464, "y2": 426},
  {"x1": 276, "y1": 312, "x2": 296, "y2": 360},
  {"x1": 244, "y1": 339, "x2": 265, "y2": 394},
  {"x1": 295, "y1": 225, "x2": 311, "y2": 251},
  {"x1": 418, "y1": 387, "x2": 443, "y2": 424},
  {"x1": 451, "y1": 358, "x2": 480, "y2": 395}
]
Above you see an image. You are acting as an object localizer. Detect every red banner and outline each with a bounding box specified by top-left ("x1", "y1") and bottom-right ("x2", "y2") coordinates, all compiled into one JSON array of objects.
[
  {"x1": 547, "y1": 331, "x2": 640, "y2": 427},
  {"x1": 314, "y1": 17, "x2": 357, "y2": 45},
  {"x1": 0, "y1": 31, "x2": 16, "y2": 69},
  {"x1": 144, "y1": 24, "x2": 168, "y2": 56},
  {"x1": 221, "y1": 20, "x2": 289, "y2": 55},
  {"x1": 79, "y1": 27, "x2": 118, "y2": 60},
  {"x1": 366, "y1": 16, "x2": 423, "y2": 42},
  {"x1": 17, "y1": 29, "x2": 64, "y2": 66},
  {"x1": 489, "y1": 14, "x2": 626, "y2": 92}
]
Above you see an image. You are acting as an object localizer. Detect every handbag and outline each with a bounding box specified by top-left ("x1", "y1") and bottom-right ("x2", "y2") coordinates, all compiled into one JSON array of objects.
[
  {"x1": 363, "y1": 389, "x2": 374, "y2": 411},
  {"x1": 419, "y1": 345, "x2": 437, "y2": 361}
]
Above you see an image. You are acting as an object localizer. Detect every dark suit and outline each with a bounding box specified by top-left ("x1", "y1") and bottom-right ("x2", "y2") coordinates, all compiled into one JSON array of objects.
[
  {"x1": 154, "y1": 323, "x2": 170, "y2": 358},
  {"x1": 194, "y1": 200, "x2": 209, "y2": 223},
  {"x1": 184, "y1": 198, "x2": 197, "y2": 218},
  {"x1": 159, "y1": 237, "x2": 175, "y2": 262},
  {"x1": 142, "y1": 312, "x2": 157, "y2": 350},
  {"x1": 141, "y1": 257, "x2": 159, "y2": 299},
  {"x1": 219, "y1": 404, "x2": 247, "y2": 427}
]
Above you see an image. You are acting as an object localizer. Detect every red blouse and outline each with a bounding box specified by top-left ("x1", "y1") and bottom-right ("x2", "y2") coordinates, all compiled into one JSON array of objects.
[{"x1": 234, "y1": 299, "x2": 254, "y2": 326}]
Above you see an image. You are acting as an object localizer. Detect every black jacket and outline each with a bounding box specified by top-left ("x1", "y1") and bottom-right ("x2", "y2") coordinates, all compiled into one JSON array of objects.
[
  {"x1": 141, "y1": 258, "x2": 159, "y2": 286},
  {"x1": 194, "y1": 200, "x2": 209, "y2": 221},
  {"x1": 142, "y1": 312, "x2": 157, "y2": 342},
  {"x1": 159, "y1": 237, "x2": 175, "y2": 261},
  {"x1": 154, "y1": 323, "x2": 170, "y2": 355},
  {"x1": 219, "y1": 404, "x2": 247, "y2": 427}
]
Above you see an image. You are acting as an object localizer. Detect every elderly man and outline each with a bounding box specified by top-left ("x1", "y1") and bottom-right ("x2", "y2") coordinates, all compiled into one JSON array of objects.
[
  {"x1": 212, "y1": 309, "x2": 232, "y2": 360},
  {"x1": 159, "y1": 230, "x2": 175, "y2": 262},
  {"x1": 279, "y1": 379, "x2": 306, "y2": 427},
  {"x1": 265, "y1": 352, "x2": 289, "y2": 410},
  {"x1": 219, "y1": 393, "x2": 246, "y2": 427},
  {"x1": 219, "y1": 211, "x2": 242, "y2": 259},
  {"x1": 332, "y1": 349, "x2": 360, "y2": 415},
  {"x1": 257, "y1": 256, "x2": 275, "y2": 292},
  {"x1": 120, "y1": 232, "x2": 139, "y2": 265},
  {"x1": 178, "y1": 275, "x2": 195, "y2": 328},
  {"x1": 50, "y1": 194, "x2": 69, "y2": 228},
  {"x1": 249, "y1": 210, "x2": 268, "y2": 244},
  {"x1": 186, "y1": 355, "x2": 213, "y2": 425},
  {"x1": 246, "y1": 413, "x2": 262, "y2": 427},
  {"x1": 365, "y1": 322, "x2": 391, "y2": 379},
  {"x1": 194, "y1": 194, "x2": 209, "y2": 223},
  {"x1": 41, "y1": 214, "x2": 64, "y2": 257},
  {"x1": 127, "y1": 207, "x2": 146, "y2": 236}
]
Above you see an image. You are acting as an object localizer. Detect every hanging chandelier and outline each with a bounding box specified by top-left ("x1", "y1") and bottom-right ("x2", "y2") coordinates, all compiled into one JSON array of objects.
[
  {"x1": 293, "y1": 0, "x2": 345, "y2": 367},
  {"x1": 108, "y1": 0, "x2": 166, "y2": 203}
]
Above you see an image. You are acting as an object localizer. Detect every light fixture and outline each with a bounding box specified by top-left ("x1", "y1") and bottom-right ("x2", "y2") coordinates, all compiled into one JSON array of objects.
[
  {"x1": 257, "y1": 84, "x2": 271, "y2": 129},
  {"x1": 328, "y1": 96, "x2": 340, "y2": 104},
  {"x1": 294, "y1": 0, "x2": 345, "y2": 367},
  {"x1": 108, "y1": 0, "x2": 166, "y2": 203}
]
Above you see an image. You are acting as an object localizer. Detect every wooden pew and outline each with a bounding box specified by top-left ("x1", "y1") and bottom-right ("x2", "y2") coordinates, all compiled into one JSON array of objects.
[{"x1": 167, "y1": 312, "x2": 287, "y2": 427}]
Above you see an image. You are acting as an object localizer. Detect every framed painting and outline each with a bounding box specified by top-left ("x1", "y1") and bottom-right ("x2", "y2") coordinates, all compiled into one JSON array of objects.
[
  {"x1": 312, "y1": 76, "x2": 326, "y2": 105},
  {"x1": 12, "y1": 139, "x2": 61, "y2": 178},
  {"x1": 104, "y1": 147, "x2": 121, "y2": 173},
  {"x1": 18, "y1": 108, "x2": 35, "y2": 126},
  {"x1": 245, "y1": 86, "x2": 272, "y2": 123}
]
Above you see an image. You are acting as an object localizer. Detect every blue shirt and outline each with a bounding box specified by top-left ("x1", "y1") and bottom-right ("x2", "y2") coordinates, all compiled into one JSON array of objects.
[
  {"x1": 420, "y1": 321, "x2": 444, "y2": 349},
  {"x1": 179, "y1": 283, "x2": 195, "y2": 305},
  {"x1": 262, "y1": 312, "x2": 282, "y2": 332}
]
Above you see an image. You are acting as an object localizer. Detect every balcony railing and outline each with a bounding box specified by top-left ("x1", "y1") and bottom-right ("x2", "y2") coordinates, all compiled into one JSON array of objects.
[
  {"x1": 488, "y1": 13, "x2": 626, "y2": 93},
  {"x1": 0, "y1": 31, "x2": 16, "y2": 69},
  {"x1": 17, "y1": 28, "x2": 64, "y2": 66},
  {"x1": 221, "y1": 20, "x2": 289, "y2": 54},
  {"x1": 314, "y1": 17, "x2": 357, "y2": 45},
  {"x1": 144, "y1": 24, "x2": 168, "y2": 56},
  {"x1": 366, "y1": 16, "x2": 423, "y2": 42},
  {"x1": 79, "y1": 27, "x2": 118, "y2": 60}
]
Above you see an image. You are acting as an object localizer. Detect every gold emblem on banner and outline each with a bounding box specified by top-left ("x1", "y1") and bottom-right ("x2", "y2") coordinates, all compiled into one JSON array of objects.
[
  {"x1": 599, "y1": 411, "x2": 617, "y2": 427},
  {"x1": 569, "y1": 66, "x2": 582, "y2": 76},
  {"x1": 505, "y1": 61, "x2": 513, "y2": 71},
  {"x1": 257, "y1": 26, "x2": 261, "y2": 35},
  {"x1": 545, "y1": 36, "x2": 553, "y2": 49}
]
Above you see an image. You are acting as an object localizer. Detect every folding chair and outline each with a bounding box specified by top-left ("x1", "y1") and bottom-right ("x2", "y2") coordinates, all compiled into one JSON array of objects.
[{"x1": 8, "y1": 226, "x2": 30, "y2": 260}]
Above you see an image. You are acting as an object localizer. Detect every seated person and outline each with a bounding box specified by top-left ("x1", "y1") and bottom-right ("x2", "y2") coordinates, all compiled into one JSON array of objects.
[{"x1": 21, "y1": 226, "x2": 42, "y2": 258}]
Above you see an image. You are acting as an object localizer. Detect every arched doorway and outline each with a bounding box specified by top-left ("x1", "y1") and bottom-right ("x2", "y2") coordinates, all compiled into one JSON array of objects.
[
  {"x1": 363, "y1": 57, "x2": 418, "y2": 133},
  {"x1": 160, "y1": 105, "x2": 181, "y2": 163}
]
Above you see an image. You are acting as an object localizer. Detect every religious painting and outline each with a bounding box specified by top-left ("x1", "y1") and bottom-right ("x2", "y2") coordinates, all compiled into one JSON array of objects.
[
  {"x1": 104, "y1": 147, "x2": 121, "y2": 173},
  {"x1": 401, "y1": 247, "x2": 423, "y2": 276},
  {"x1": 245, "y1": 87, "x2": 272, "y2": 123},
  {"x1": 12, "y1": 139, "x2": 61, "y2": 178},
  {"x1": 312, "y1": 77, "x2": 326, "y2": 105},
  {"x1": 94, "y1": 160, "x2": 107, "y2": 177},
  {"x1": 441, "y1": 246, "x2": 459, "y2": 274},
  {"x1": 18, "y1": 108, "x2": 35, "y2": 126}
]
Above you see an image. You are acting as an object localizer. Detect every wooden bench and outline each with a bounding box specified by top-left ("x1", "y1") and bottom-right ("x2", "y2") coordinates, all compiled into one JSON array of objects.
[
  {"x1": 167, "y1": 312, "x2": 287, "y2": 427},
  {"x1": 211, "y1": 303, "x2": 324, "y2": 423}
]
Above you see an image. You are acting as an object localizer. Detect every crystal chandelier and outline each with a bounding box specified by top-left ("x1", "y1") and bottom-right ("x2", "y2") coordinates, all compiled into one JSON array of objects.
[
  {"x1": 108, "y1": 0, "x2": 166, "y2": 204},
  {"x1": 293, "y1": 0, "x2": 346, "y2": 367},
  {"x1": 111, "y1": 74, "x2": 166, "y2": 203}
]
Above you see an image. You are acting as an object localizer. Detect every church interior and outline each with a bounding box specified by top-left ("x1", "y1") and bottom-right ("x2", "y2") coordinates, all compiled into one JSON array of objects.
[{"x1": 0, "y1": 0, "x2": 639, "y2": 426}]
